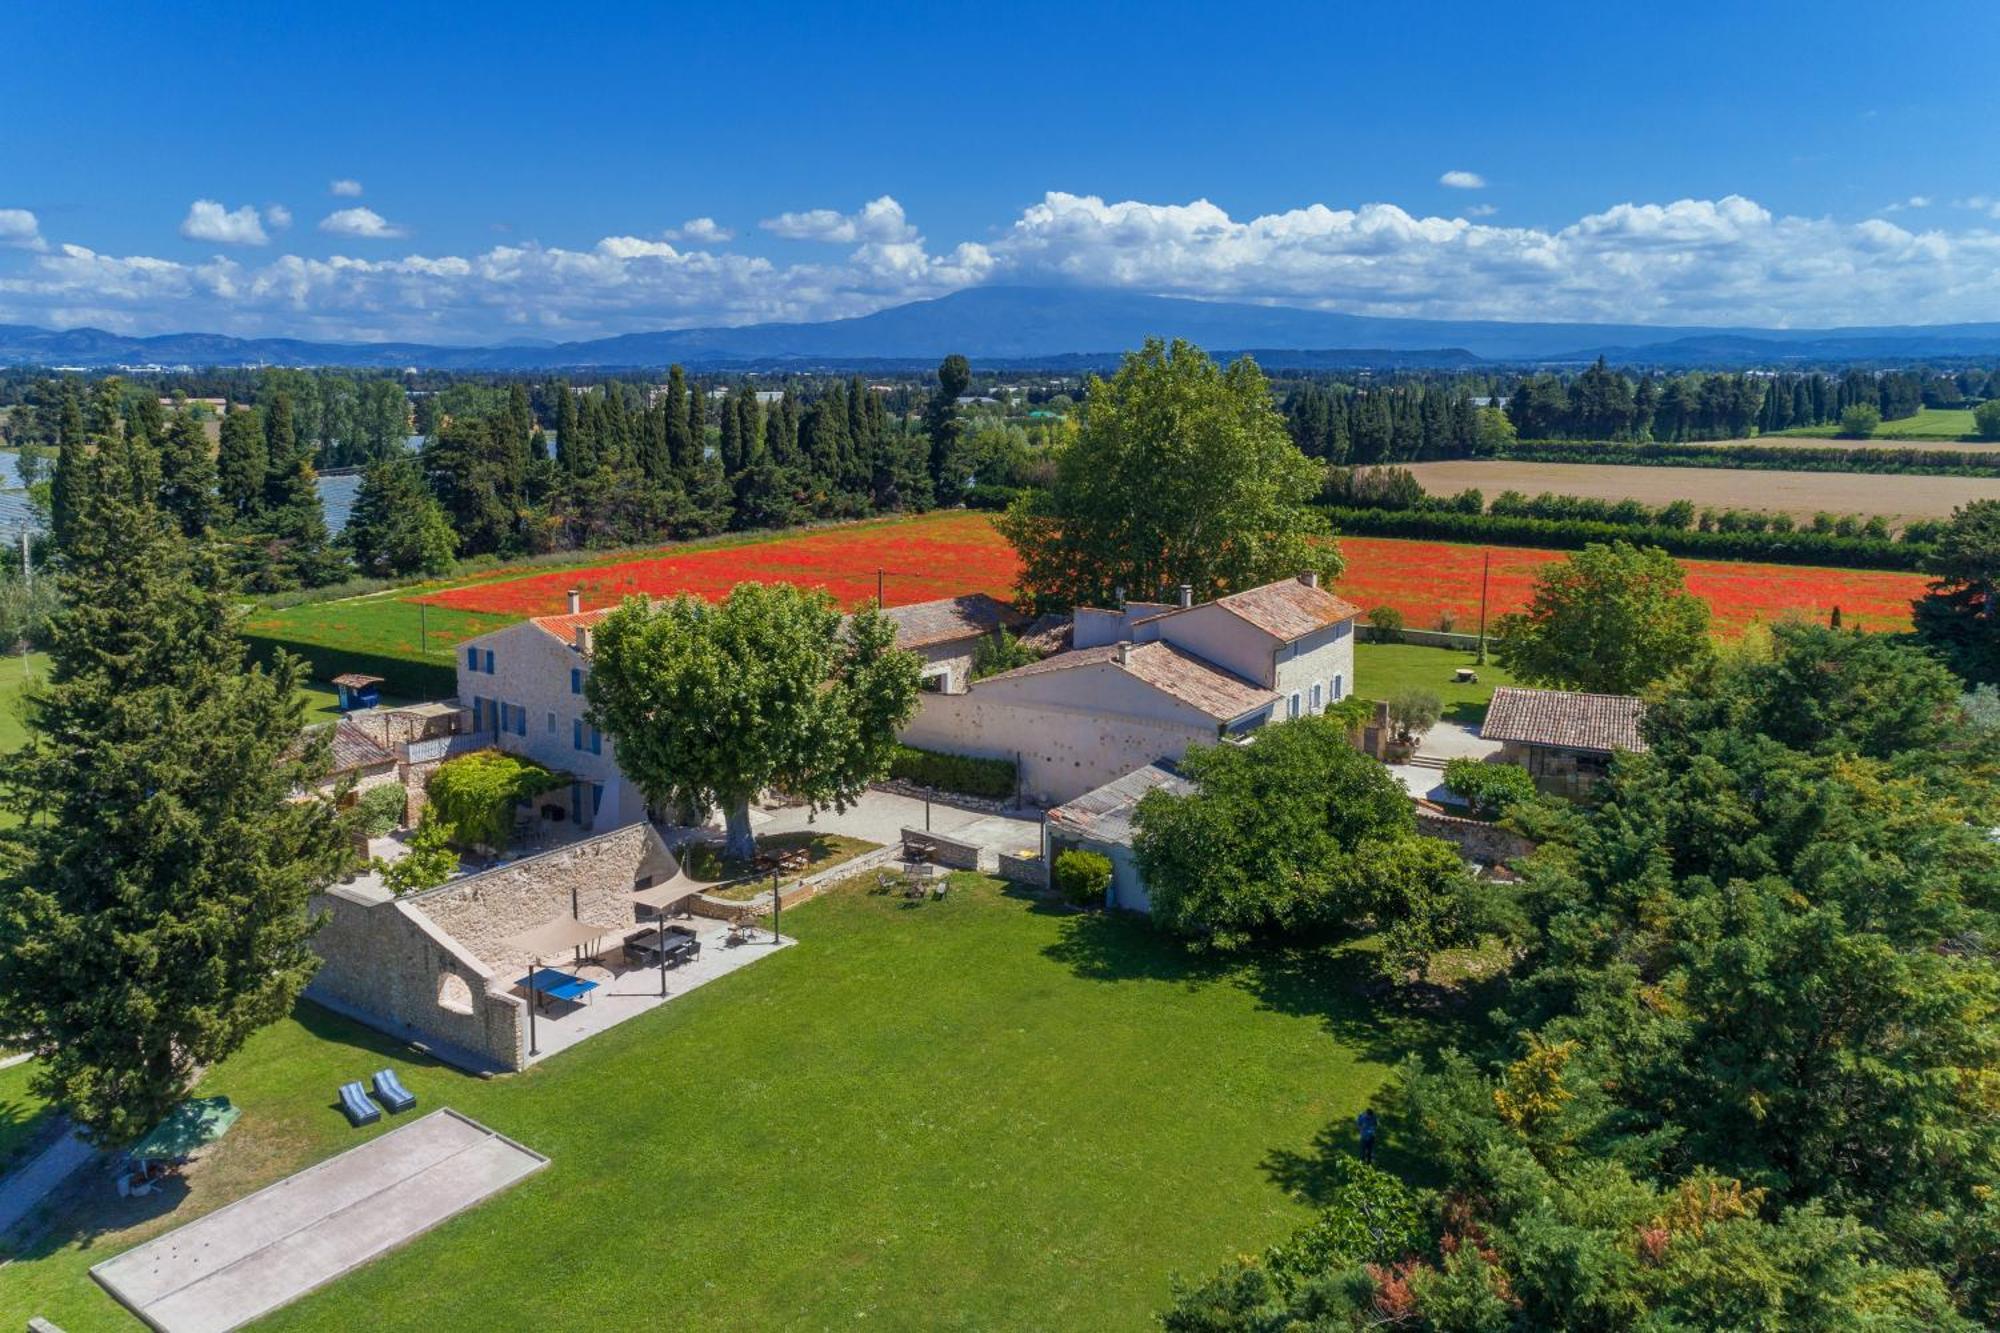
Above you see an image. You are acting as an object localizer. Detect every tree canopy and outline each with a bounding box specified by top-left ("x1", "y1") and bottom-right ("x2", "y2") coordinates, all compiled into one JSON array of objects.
[
  {"x1": 0, "y1": 421, "x2": 346, "y2": 1144},
  {"x1": 1493, "y1": 540, "x2": 1711, "y2": 693},
  {"x1": 1913, "y1": 498, "x2": 2000, "y2": 685},
  {"x1": 996, "y1": 339, "x2": 1339, "y2": 610},
  {"x1": 585, "y1": 583, "x2": 921, "y2": 858}
]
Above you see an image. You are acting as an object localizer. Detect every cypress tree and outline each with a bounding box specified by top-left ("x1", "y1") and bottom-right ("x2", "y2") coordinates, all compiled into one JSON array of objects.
[
  {"x1": 0, "y1": 428, "x2": 346, "y2": 1144},
  {"x1": 685, "y1": 378, "x2": 706, "y2": 469},
  {"x1": 49, "y1": 381, "x2": 95, "y2": 550},
  {"x1": 927, "y1": 354, "x2": 970, "y2": 502},
  {"x1": 664, "y1": 366, "x2": 692, "y2": 469},
  {"x1": 717, "y1": 384, "x2": 742, "y2": 473},
  {"x1": 158, "y1": 412, "x2": 221, "y2": 537},
  {"x1": 216, "y1": 406, "x2": 268, "y2": 522},
  {"x1": 736, "y1": 383, "x2": 763, "y2": 466}
]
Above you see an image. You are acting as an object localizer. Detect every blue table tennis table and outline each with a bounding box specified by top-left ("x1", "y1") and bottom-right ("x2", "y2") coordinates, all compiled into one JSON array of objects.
[{"x1": 516, "y1": 967, "x2": 598, "y2": 1010}]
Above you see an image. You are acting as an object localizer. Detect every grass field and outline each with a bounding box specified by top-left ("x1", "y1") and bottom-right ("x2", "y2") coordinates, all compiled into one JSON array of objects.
[
  {"x1": 1773, "y1": 406, "x2": 1983, "y2": 441},
  {"x1": 2, "y1": 874, "x2": 1451, "y2": 1330},
  {"x1": 1399, "y1": 459, "x2": 2000, "y2": 525},
  {"x1": 0, "y1": 1058, "x2": 50, "y2": 1173},
  {"x1": 1354, "y1": 641, "x2": 1521, "y2": 725}
]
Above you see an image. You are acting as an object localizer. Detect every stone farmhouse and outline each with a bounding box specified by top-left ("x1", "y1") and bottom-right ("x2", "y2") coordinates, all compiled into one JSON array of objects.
[
  {"x1": 454, "y1": 591, "x2": 646, "y2": 834},
  {"x1": 901, "y1": 573, "x2": 1361, "y2": 805},
  {"x1": 1480, "y1": 685, "x2": 1648, "y2": 797},
  {"x1": 874, "y1": 592, "x2": 1020, "y2": 694}
]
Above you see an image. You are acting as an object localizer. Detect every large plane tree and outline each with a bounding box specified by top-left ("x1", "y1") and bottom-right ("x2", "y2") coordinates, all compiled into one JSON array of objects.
[{"x1": 586, "y1": 583, "x2": 921, "y2": 860}]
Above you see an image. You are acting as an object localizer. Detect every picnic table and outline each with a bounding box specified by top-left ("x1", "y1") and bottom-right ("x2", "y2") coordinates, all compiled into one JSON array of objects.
[
  {"x1": 514, "y1": 966, "x2": 598, "y2": 1011},
  {"x1": 1454, "y1": 667, "x2": 1479, "y2": 683},
  {"x1": 625, "y1": 927, "x2": 700, "y2": 968},
  {"x1": 754, "y1": 847, "x2": 811, "y2": 874}
]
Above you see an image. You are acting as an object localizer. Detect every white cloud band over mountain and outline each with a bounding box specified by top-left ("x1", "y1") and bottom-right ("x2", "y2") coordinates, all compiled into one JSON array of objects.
[{"x1": 3, "y1": 189, "x2": 1998, "y2": 342}]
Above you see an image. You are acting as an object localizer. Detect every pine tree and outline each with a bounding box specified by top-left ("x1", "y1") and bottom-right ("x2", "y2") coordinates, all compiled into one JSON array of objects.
[
  {"x1": 157, "y1": 411, "x2": 220, "y2": 537},
  {"x1": 0, "y1": 428, "x2": 346, "y2": 1144},
  {"x1": 262, "y1": 392, "x2": 301, "y2": 514},
  {"x1": 347, "y1": 456, "x2": 458, "y2": 577},
  {"x1": 216, "y1": 405, "x2": 268, "y2": 522},
  {"x1": 49, "y1": 381, "x2": 95, "y2": 549}
]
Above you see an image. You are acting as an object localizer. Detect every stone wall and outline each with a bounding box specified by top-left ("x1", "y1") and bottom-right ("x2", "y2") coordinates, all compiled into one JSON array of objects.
[
  {"x1": 900, "y1": 692, "x2": 1210, "y2": 806},
  {"x1": 307, "y1": 884, "x2": 525, "y2": 1072},
  {"x1": 996, "y1": 851, "x2": 1047, "y2": 888},
  {"x1": 1415, "y1": 808, "x2": 1536, "y2": 866},
  {"x1": 901, "y1": 826, "x2": 981, "y2": 870},
  {"x1": 409, "y1": 823, "x2": 677, "y2": 978}
]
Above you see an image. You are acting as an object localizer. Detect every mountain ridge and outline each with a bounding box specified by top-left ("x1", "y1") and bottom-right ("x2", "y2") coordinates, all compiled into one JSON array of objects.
[{"x1": 6, "y1": 286, "x2": 2000, "y2": 370}]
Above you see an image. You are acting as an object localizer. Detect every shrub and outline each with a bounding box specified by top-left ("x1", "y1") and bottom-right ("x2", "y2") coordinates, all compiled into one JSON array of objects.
[
  {"x1": 353, "y1": 782, "x2": 408, "y2": 837},
  {"x1": 425, "y1": 750, "x2": 563, "y2": 850},
  {"x1": 1369, "y1": 606, "x2": 1405, "y2": 643},
  {"x1": 1977, "y1": 398, "x2": 2000, "y2": 441},
  {"x1": 379, "y1": 812, "x2": 459, "y2": 895},
  {"x1": 1387, "y1": 688, "x2": 1442, "y2": 745},
  {"x1": 1442, "y1": 758, "x2": 1537, "y2": 817},
  {"x1": 1839, "y1": 404, "x2": 1881, "y2": 438},
  {"x1": 1053, "y1": 849, "x2": 1113, "y2": 907},
  {"x1": 887, "y1": 744, "x2": 1016, "y2": 800},
  {"x1": 972, "y1": 627, "x2": 1041, "y2": 680}
]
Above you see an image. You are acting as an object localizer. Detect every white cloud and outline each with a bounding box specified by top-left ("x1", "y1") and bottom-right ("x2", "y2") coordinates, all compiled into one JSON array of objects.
[
  {"x1": 12, "y1": 187, "x2": 2000, "y2": 342},
  {"x1": 0, "y1": 209, "x2": 44, "y2": 251},
  {"x1": 330, "y1": 179, "x2": 363, "y2": 197},
  {"x1": 1465, "y1": 203, "x2": 1498, "y2": 217},
  {"x1": 1439, "y1": 170, "x2": 1487, "y2": 190},
  {"x1": 1882, "y1": 195, "x2": 1932, "y2": 213},
  {"x1": 319, "y1": 206, "x2": 408, "y2": 239},
  {"x1": 265, "y1": 204, "x2": 292, "y2": 230},
  {"x1": 179, "y1": 199, "x2": 270, "y2": 246},
  {"x1": 761, "y1": 195, "x2": 916, "y2": 244},
  {"x1": 666, "y1": 217, "x2": 733, "y2": 244}
]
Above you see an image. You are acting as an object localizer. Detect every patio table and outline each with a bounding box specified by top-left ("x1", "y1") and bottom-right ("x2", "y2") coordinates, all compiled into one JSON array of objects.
[{"x1": 515, "y1": 967, "x2": 598, "y2": 1010}]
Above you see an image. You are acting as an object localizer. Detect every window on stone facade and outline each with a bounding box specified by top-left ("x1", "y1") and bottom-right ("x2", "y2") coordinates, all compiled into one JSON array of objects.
[
  {"x1": 1333, "y1": 673, "x2": 1343, "y2": 701},
  {"x1": 1310, "y1": 682, "x2": 1323, "y2": 713},
  {"x1": 1288, "y1": 692, "x2": 1301, "y2": 719}
]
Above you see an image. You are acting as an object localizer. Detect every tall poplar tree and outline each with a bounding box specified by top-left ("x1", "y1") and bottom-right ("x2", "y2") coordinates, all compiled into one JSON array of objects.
[{"x1": 0, "y1": 427, "x2": 346, "y2": 1144}]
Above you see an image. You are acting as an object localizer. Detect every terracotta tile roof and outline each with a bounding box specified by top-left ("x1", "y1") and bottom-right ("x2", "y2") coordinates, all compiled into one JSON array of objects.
[
  {"x1": 1482, "y1": 687, "x2": 1648, "y2": 754},
  {"x1": 1212, "y1": 578, "x2": 1363, "y2": 640},
  {"x1": 530, "y1": 607, "x2": 613, "y2": 644},
  {"x1": 326, "y1": 719, "x2": 398, "y2": 774},
  {"x1": 983, "y1": 640, "x2": 1276, "y2": 723},
  {"x1": 1132, "y1": 576, "x2": 1361, "y2": 642},
  {"x1": 1046, "y1": 762, "x2": 1194, "y2": 847},
  {"x1": 874, "y1": 593, "x2": 1019, "y2": 650}
]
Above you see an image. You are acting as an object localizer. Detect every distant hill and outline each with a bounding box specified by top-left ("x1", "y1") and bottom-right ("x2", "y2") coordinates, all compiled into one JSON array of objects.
[{"x1": 7, "y1": 287, "x2": 2000, "y2": 370}]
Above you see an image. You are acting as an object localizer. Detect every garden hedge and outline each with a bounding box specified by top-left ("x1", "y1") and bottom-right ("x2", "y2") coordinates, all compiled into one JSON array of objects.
[
  {"x1": 888, "y1": 744, "x2": 1017, "y2": 801},
  {"x1": 1321, "y1": 506, "x2": 1929, "y2": 571},
  {"x1": 1494, "y1": 438, "x2": 2000, "y2": 477}
]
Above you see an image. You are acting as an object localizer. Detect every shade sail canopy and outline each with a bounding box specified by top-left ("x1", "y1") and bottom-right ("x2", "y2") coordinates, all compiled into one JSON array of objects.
[
  {"x1": 502, "y1": 914, "x2": 623, "y2": 957},
  {"x1": 130, "y1": 1097, "x2": 240, "y2": 1160},
  {"x1": 630, "y1": 873, "x2": 703, "y2": 910}
]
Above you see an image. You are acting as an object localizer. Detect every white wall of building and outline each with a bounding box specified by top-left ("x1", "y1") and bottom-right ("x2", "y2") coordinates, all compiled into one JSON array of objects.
[
  {"x1": 901, "y1": 691, "x2": 1217, "y2": 806},
  {"x1": 1272, "y1": 620, "x2": 1355, "y2": 720},
  {"x1": 454, "y1": 621, "x2": 645, "y2": 831}
]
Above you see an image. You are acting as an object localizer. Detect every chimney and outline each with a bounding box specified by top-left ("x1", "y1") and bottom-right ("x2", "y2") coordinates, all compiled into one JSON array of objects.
[
  {"x1": 1177, "y1": 583, "x2": 1193, "y2": 609},
  {"x1": 567, "y1": 587, "x2": 582, "y2": 615},
  {"x1": 574, "y1": 625, "x2": 593, "y2": 655},
  {"x1": 1299, "y1": 570, "x2": 1320, "y2": 589}
]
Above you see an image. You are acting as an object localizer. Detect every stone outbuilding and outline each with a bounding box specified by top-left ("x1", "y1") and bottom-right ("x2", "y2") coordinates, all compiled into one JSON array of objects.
[
  {"x1": 1480, "y1": 686, "x2": 1648, "y2": 798},
  {"x1": 1044, "y1": 761, "x2": 1194, "y2": 913}
]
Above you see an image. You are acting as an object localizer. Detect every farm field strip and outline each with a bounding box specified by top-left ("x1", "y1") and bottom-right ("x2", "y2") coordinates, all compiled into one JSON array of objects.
[{"x1": 1398, "y1": 459, "x2": 2000, "y2": 523}]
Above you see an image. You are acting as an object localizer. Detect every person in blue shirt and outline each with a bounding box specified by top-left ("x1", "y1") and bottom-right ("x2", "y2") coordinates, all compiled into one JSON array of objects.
[{"x1": 1356, "y1": 1108, "x2": 1379, "y2": 1165}]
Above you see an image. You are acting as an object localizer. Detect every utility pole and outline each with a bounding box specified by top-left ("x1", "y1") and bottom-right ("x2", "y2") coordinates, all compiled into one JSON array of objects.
[{"x1": 876, "y1": 567, "x2": 884, "y2": 609}]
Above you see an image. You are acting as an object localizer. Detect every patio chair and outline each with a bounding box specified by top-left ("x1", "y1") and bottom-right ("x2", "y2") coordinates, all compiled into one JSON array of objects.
[
  {"x1": 338, "y1": 1081, "x2": 382, "y2": 1126},
  {"x1": 372, "y1": 1068, "x2": 417, "y2": 1113}
]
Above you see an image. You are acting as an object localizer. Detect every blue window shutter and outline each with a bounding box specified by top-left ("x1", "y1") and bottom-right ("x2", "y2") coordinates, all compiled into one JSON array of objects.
[
  {"x1": 484, "y1": 649, "x2": 495, "y2": 673},
  {"x1": 570, "y1": 667, "x2": 581, "y2": 695},
  {"x1": 573, "y1": 718, "x2": 582, "y2": 750},
  {"x1": 466, "y1": 646, "x2": 478, "y2": 671},
  {"x1": 590, "y1": 727, "x2": 602, "y2": 755},
  {"x1": 590, "y1": 782, "x2": 604, "y2": 814}
]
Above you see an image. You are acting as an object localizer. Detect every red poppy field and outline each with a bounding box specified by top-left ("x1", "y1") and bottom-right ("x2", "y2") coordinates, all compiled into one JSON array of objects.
[
  {"x1": 412, "y1": 512, "x2": 1927, "y2": 636},
  {"x1": 416, "y1": 511, "x2": 1023, "y2": 617},
  {"x1": 1331, "y1": 536, "x2": 1927, "y2": 636}
]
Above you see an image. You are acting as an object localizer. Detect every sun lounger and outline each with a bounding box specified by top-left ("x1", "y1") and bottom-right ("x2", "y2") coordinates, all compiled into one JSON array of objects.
[
  {"x1": 338, "y1": 1081, "x2": 381, "y2": 1126},
  {"x1": 372, "y1": 1068, "x2": 416, "y2": 1113}
]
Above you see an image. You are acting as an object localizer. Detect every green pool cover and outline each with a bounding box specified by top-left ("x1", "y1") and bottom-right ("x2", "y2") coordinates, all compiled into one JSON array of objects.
[{"x1": 129, "y1": 1096, "x2": 240, "y2": 1160}]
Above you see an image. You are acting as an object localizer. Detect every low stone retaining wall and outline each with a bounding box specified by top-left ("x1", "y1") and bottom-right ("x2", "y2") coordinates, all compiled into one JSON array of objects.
[
  {"x1": 901, "y1": 827, "x2": 981, "y2": 870},
  {"x1": 996, "y1": 851, "x2": 1047, "y2": 888},
  {"x1": 1416, "y1": 808, "x2": 1536, "y2": 866},
  {"x1": 869, "y1": 779, "x2": 1020, "y2": 815}
]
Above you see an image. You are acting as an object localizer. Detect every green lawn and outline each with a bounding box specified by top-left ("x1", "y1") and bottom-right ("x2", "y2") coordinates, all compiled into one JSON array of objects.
[
  {"x1": 1356, "y1": 640, "x2": 1521, "y2": 725},
  {"x1": 1, "y1": 875, "x2": 1455, "y2": 1330},
  {"x1": 1775, "y1": 406, "x2": 1982, "y2": 440},
  {"x1": 245, "y1": 591, "x2": 516, "y2": 672},
  {"x1": 0, "y1": 1058, "x2": 52, "y2": 1172}
]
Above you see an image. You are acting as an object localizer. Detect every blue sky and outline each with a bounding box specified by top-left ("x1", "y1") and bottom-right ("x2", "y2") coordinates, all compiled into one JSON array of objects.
[{"x1": 5, "y1": 0, "x2": 2000, "y2": 342}]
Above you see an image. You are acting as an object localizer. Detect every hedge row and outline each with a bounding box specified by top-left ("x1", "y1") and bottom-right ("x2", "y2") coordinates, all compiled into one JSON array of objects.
[
  {"x1": 1322, "y1": 506, "x2": 1931, "y2": 572},
  {"x1": 1496, "y1": 439, "x2": 2000, "y2": 476},
  {"x1": 242, "y1": 632, "x2": 457, "y2": 702},
  {"x1": 887, "y1": 744, "x2": 1017, "y2": 800}
]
